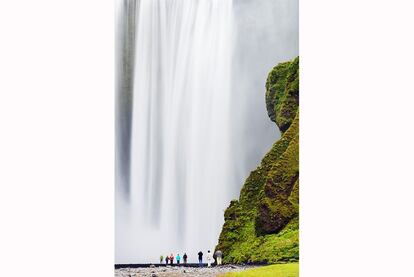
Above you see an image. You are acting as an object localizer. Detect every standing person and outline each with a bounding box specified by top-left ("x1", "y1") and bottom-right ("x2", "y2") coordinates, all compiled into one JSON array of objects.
[
  {"x1": 215, "y1": 250, "x2": 223, "y2": 265},
  {"x1": 176, "y1": 253, "x2": 181, "y2": 265},
  {"x1": 160, "y1": 255, "x2": 164, "y2": 264},
  {"x1": 183, "y1": 253, "x2": 188, "y2": 265},
  {"x1": 165, "y1": 255, "x2": 169, "y2": 265},
  {"x1": 206, "y1": 250, "x2": 213, "y2": 267},
  {"x1": 198, "y1": 251, "x2": 203, "y2": 267},
  {"x1": 169, "y1": 253, "x2": 174, "y2": 265}
]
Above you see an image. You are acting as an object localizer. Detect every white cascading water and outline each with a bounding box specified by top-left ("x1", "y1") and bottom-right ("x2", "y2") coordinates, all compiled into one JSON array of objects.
[
  {"x1": 116, "y1": 0, "x2": 298, "y2": 264},
  {"x1": 119, "y1": 0, "x2": 233, "y2": 263}
]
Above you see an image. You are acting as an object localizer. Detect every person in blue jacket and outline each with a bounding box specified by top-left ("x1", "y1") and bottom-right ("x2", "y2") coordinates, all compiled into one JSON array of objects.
[{"x1": 176, "y1": 253, "x2": 181, "y2": 265}]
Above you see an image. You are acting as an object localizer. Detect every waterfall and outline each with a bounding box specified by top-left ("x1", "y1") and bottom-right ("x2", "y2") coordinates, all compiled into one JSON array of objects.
[{"x1": 116, "y1": 0, "x2": 298, "y2": 264}]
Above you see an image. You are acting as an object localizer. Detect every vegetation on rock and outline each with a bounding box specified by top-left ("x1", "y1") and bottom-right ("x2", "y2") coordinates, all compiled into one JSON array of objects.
[
  {"x1": 216, "y1": 57, "x2": 299, "y2": 264},
  {"x1": 266, "y1": 57, "x2": 299, "y2": 132},
  {"x1": 219, "y1": 263, "x2": 299, "y2": 277}
]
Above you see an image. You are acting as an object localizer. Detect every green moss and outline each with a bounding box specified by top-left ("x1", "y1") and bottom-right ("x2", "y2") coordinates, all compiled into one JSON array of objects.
[
  {"x1": 216, "y1": 57, "x2": 299, "y2": 264},
  {"x1": 256, "y1": 114, "x2": 299, "y2": 235},
  {"x1": 266, "y1": 57, "x2": 299, "y2": 132},
  {"x1": 288, "y1": 179, "x2": 299, "y2": 208},
  {"x1": 219, "y1": 263, "x2": 299, "y2": 277},
  {"x1": 266, "y1": 61, "x2": 290, "y2": 123}
]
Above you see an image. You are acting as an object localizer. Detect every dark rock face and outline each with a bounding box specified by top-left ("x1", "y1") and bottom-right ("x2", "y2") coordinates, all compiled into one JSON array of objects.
[{"x1": 216, "y1": 57, "x2": 299, "y2": 264}]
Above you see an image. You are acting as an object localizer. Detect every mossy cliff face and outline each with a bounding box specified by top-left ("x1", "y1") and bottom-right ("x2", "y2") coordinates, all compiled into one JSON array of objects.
[
  {"x1": 266, "y1": 57, "x2": 299, "y2": 132},
  {"x1": 216, "y1": 57, "x2": 299, "y2": 263}
]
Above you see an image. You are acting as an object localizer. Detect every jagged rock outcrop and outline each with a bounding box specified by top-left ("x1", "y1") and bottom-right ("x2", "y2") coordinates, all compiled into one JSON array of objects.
[{"x1": 216, "y1": 57, "x2": 299, "y2": 264}]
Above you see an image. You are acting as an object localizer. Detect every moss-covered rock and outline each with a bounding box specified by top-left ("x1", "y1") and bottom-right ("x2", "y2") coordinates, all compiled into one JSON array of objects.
[
  {"x1": 216, "y1": 57, "x2": 299, "y2": 264},
  {"x1": 266, "y1": 57, "x2": 299, "y2": 132}
]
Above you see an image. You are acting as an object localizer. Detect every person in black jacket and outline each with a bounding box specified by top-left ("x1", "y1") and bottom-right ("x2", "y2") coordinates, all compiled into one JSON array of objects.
[
  {"x1": 198, "y1": 251, "x2": 203, "y2": 267},
  {"x1": 183, "y1": 253, "x2": 188, "y2": 265}
]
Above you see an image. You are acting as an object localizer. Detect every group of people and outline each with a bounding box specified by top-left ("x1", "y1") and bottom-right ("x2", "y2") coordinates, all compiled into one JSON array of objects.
[
  {"x1": 161, "y1": 253, "x2": 188, "y2": 265},
  {"x1": 159, "y1": 250, "x2": 223, "y2": 267}
]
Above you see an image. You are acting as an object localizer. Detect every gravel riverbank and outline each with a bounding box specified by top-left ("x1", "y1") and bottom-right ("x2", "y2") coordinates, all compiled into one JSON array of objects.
[{"x1": 115, "y1": 265, "x2": 254, "y2": 277}]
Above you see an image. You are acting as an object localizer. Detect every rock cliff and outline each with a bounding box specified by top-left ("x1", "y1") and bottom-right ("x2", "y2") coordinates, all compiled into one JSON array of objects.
[{"x1": 216, "y1": 57, "x2": 299, "y2": 263}]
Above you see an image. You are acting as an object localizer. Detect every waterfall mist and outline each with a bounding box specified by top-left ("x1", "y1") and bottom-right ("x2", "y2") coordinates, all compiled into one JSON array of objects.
[{"x1": 115, "y1": 0, "x2": 298, "y2": 264}]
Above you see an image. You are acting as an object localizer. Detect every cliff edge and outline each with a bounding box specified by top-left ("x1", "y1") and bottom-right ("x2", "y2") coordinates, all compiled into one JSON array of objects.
[{"x1": 216, "y1": 57, "x2": 299, "y2": 263}]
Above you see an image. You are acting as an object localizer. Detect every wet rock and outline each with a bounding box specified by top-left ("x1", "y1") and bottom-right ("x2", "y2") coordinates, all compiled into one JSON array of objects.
[{"x1": 115, "y1": 265, "x2": 256, "y2": 277}]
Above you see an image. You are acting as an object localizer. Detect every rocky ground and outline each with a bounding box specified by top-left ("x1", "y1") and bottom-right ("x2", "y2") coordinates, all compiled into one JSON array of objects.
[{"x1": 115, "y1": 265, "x2": 254, "y2": 277}]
